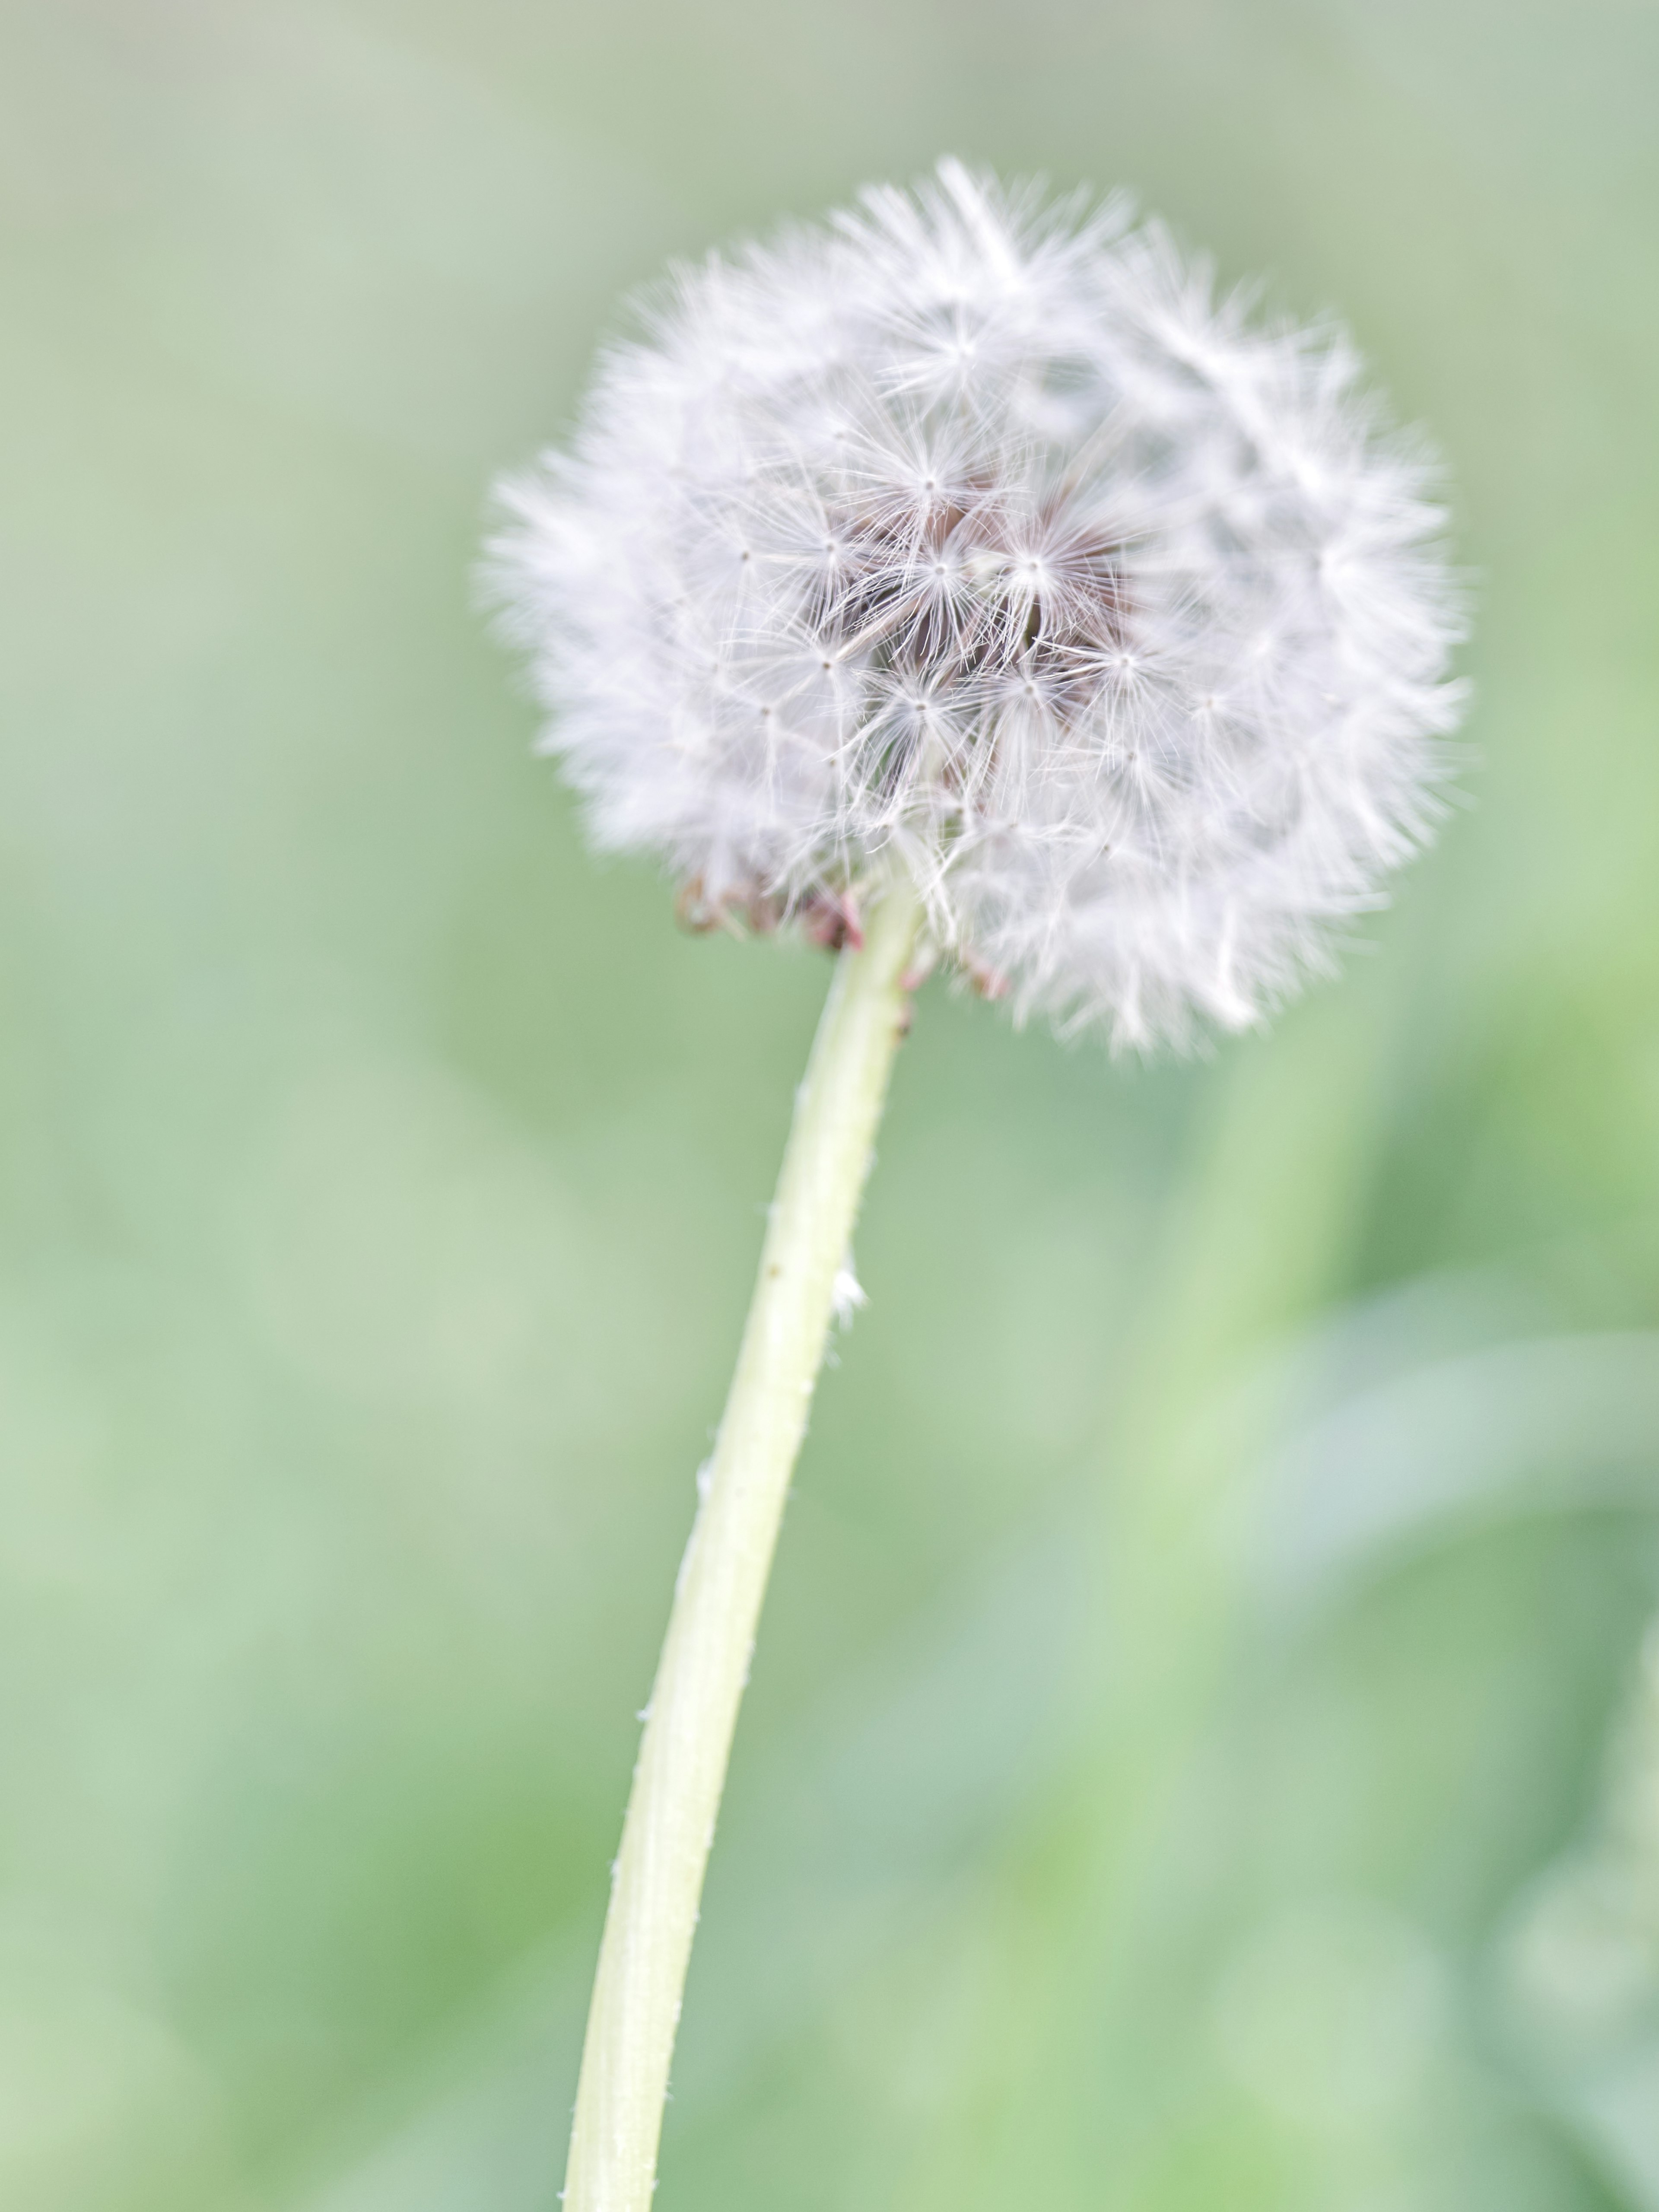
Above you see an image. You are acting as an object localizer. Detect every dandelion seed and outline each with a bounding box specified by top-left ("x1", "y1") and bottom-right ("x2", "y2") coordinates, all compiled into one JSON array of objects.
[
  {"x1": 491, "y1": 160, "x2": 1465, "y2": 1050},
  {"x1": 831, "y1": 1258, "x2": 868, "y2": 1326}
]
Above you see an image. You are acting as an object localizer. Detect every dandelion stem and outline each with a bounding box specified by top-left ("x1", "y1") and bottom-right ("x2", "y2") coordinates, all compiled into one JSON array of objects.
[{"x1": 562, "y1": 874, "x2": 924, "y2": 2212}]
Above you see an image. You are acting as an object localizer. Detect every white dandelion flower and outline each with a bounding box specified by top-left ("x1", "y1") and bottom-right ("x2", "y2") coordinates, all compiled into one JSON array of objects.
[
  {"x1": 490, "y1": 160, "x2": 1465, "y2": 1049},
  {"x1": 505, "y1": 169, "x2": 1474, "y2": 2212}
]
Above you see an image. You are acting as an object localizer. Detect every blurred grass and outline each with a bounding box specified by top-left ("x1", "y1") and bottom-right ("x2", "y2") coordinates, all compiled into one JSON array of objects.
[{"x1": 1, "y1": 1, "x2": 1657, "y2": 2207}]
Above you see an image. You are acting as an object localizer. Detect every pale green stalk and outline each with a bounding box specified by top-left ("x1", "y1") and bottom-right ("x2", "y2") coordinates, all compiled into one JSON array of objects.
[{"x1": 562, "y1": 875, "x2": 924, "y2": 2212}]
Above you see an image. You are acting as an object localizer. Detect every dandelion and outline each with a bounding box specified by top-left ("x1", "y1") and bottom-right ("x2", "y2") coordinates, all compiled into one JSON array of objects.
[
  {"x1": 493, "y1": 158, "x2": 1462, "y2": 1052},
  {"x1": 488, "y1": 160, "x2": 1464, "y2": 2210}
]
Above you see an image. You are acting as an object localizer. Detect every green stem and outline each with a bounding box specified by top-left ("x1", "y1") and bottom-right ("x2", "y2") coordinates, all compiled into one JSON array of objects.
[{"x1": 562, "y1": 875, "x2": 924, "y2": 2212}]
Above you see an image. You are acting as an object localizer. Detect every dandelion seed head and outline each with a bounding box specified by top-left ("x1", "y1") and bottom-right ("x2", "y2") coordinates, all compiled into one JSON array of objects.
[{"x1": 489, "y1": 160, "x2": 1466, "y2": 1049}]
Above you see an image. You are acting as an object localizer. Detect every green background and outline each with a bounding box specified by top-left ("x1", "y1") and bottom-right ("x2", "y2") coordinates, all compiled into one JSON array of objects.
[{"x1": 3, "y1": 2, "x2": 1658, "y2": 2206}]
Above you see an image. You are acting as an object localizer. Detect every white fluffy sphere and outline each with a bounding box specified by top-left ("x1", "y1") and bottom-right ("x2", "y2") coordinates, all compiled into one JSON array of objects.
[{"x1": 491, "y1": 161, "x2": 1465, "y2": 1048}]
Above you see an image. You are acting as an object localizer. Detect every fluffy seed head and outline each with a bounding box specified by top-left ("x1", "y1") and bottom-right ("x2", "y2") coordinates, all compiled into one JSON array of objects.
[{"x1": 490, "y1": 160, "x2": 1466, "y2": 1049}]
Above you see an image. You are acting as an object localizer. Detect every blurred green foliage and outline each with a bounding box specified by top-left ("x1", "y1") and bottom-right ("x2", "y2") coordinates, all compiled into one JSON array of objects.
[{"x1": 2, "y1": 2, "x2": 1657, "y2": 2207}]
